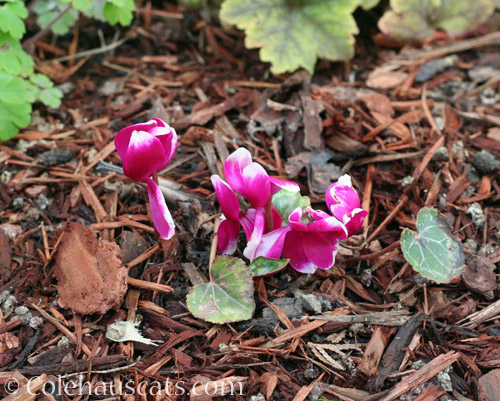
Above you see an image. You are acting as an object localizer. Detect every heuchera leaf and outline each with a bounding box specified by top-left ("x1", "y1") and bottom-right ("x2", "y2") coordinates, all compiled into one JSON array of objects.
[
  {"x1": 186, "y1": 256, "x2": 255, "y2": 324},
  {"x1": 272, "y1": 189, "x2": 310, "y2": 224},
  {"x1": 379, "y1": 0, "x2": 495, "y2": 42},
  {"x1": 401, "y1": 208, "x2": 465, "y2": 284},
  {"x1": 220, "y1": 0, "x2": 362, "y2": 74},
  {"x1": 249, "y1": 257, "x2": 289, "y2": 277}
]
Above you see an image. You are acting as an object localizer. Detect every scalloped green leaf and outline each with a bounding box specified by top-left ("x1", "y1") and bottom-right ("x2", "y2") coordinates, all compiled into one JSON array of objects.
[
  {"x1": 272, "y1": 189, "x2": 310, "y2": 224},
  {"x1": 103, "y1": 0, "x2": 134, "y2": 26},
  {"x1": 61, "y1": 0, "x2": 92, "y2": 11},
  {"x1": 220, "y1": 0, "x2": 362, "y2": 74},
  {"x1": 33, "y1": 0, "x2": 79, "y2": 36},
  {"x1": 28, "y1": 73, "x2": 63, "y2": 108},
  {"x1": 379, "y1": 0, "x2": 495, "y2": 42},
  {"x1": 0, "y1": 73, "x2": 27, "y2": 103},
  {"x1": 401, "y1": 208, "x2": 465, "y2": 284},
  {"x1": 187, "y1": 256, "x2": 255, "y2": 324},
  {"x1": 0, "y1": 102, "x2": 31, "y2": 141},
  {"x1": 0, "y1": 50, "x2": 21, "y2": 74},
  {"x1": 249, "y1": 257, "x2": 289, "y2": 277},
  {"x1": 0, "y1": 1, "x2": 27, "y2": 39}
]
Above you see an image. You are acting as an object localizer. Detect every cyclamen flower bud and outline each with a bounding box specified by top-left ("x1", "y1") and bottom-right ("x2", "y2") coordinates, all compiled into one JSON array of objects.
[{"x1": 114, "y1": 118, "x2": 177, "y2": 240}]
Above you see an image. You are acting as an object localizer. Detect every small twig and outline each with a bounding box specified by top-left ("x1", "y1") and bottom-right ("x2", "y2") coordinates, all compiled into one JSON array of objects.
[
  {"x1": 52, "y1": 34, "x2": 131, "y2": 62},
  {"x1": 23, "y1": 5, "x2": 72, "y2": 48}
]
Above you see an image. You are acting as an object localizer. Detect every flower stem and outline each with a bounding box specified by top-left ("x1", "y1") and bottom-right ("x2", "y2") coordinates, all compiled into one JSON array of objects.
[
  {"x1": 264, "y1": 197, "x2": 274, "y2": 233},
  {"x1": 209, "y1": 215, "x2": 221, "y2": 273}
]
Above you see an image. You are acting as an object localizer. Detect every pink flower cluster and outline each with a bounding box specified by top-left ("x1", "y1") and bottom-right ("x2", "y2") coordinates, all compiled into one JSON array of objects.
[
  {"x1": 212, "y1": 149, "x2": 368, "y2": 273},
  {"x1": 114, "y1": 118, "x2": 366, "y2": 274}
]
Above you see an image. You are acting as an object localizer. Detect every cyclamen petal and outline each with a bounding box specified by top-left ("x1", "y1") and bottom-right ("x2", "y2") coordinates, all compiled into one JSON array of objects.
[
  {"x1": 122, "y1": 131, "x2": 167, "y2": 181},
  {"x1": 302, "y1": 232, "x2": 339, "y2": 270},
  {"x1": 241, "y1": 163, "x2": 271, "y2": 208},
  {"x1": 252, "y1": 225, "x2": 291, "y2": 260},
  {"x1": 144, "y1": 178, "x2": 175, "y2": 240},
  {"x1": 243, "y1": 208, "x2": 266, "y2": 261},
  {"x1": 325, "y1": 175, "x2": 361, "y2": 223},
  {"x1": 344, "y1": 208, "x2": 368, "y2": 236},
  {"x1": 115, "y1": 120, "x2": 158, "y2": 160},
  {"x1": 283, "y1": 231, "x2": 317, "y2": 274},
  {"x1": 224, "y1": 148, "x2": 253, "y2": 195},
  {"x1": 288, "y1": 207, "x2": 348, "y2": 239},
  {"x1": 269, "y1": 177, "x2": 300, "y2": 194},
  {"x1": 217, "y1": 218, "x2": 240, "y2": 255},
  {"x1": 211, "y1": 175, "x2": 240, "y2": 221}
]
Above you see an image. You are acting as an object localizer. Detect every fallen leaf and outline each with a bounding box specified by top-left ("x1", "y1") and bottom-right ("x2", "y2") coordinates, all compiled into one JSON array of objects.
[
  {"x1": 366, "y1": 68, "x2": 408, "y2": 89},
  {"x1": 357, "y1": 90, "x2": 395, "y2": 116},
  {"x1": 462, "y1": 256, "x2": 498, "y2": 300},
  {"x1": 54, "y1": 222, "x2": 128, "y2": 315}
]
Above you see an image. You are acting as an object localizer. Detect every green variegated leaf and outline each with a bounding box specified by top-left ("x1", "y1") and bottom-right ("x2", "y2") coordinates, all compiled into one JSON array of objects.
[
  {"x1": 401, "y1": 208, "x2": 465, "y2": 284},
  {"x1": 273, "y1": 189, "x2": 310, "y2": 224},
  {"x1": 249, "y1": 257, "x2": 289, "y2": 277},
  {"x1": 379, "y1": 0, "x2": 495, "y2": 42},
  {"x1": 187, "y1": 256, "x2": 255, "y2": 324}
]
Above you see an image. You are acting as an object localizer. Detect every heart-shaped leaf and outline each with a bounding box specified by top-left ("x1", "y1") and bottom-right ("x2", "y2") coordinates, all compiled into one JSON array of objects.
[
  {"x1": 249, "y1": 257, "x2": 289, "y2": 277},
  {"x1": 187, "y1": 256, "x2": 255, "y2": 324},
  {"x1": 272, "y1": 189, "x2": 310, "y2": 224},
  {"x1": 401, "y1": 208, "x2": 465, "y2": 284}
]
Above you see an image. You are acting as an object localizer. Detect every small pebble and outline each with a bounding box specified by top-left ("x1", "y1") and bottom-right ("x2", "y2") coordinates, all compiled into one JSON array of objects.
[
  {"x1": 473, "y1": 150, "x2": 500, "y2": 174},
  {"x1": 468, "y1": 202, "x2": 486, "y2": 228}
]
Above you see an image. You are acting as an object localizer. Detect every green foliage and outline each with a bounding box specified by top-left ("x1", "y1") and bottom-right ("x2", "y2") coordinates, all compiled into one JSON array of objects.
[
  {"x1": 0, "y1": 1, "x2": 62, "y2": 141},
  {"x1": 32, "y1": 1, "x2": 79, "y2": 36},
  {"x1": 272, "y1": 189, "x2": 310, "y2": 223},
  {"x1": 219, "y1": 0, "x2": 379, "y2": 74},
  {"x1": 249, "y1": 257, "x2": 289, "y2": 277},
  {"x1": 33, "y1": 0, "x2": 135, "y2": 36},
  {"x1": 26, "y1": 74, "x2": 63, "y2": 109},
  {"x1": 186, "y1": 256, "x2": 255, "y2": 324},
  {"x1": 0, "y1": 72, "x2": 31, "y2": 140},
  {"x1": 103, "y1": 0, "x2": 135, "y2": 26},
  {"x1": 401, "y1": 208, "x2": 465, "y2": 284},
  {"x1": 0, "y1": 0, "x2": 27, "y2": 39},
  {"x1": 379, "y1": 0, "x2": 495, "y2": 42},
  {"x1": 0, "y1": 0, "x2": 135, "y2": 141}
]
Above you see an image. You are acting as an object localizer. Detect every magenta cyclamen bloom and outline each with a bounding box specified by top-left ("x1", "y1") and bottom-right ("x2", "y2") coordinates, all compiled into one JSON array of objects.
[
  {"x1": 325, "y1": 175, "x2": 368, "y2": 236},
  {"x1": 282, "y1": 175, "x2": 368, "y2": 273},
  {"x1": 115, "y1": 118, "x2": 177, "y2": 240},
  {"x1": 212, "y1": 148, "x2": 298, "y2": 258}
]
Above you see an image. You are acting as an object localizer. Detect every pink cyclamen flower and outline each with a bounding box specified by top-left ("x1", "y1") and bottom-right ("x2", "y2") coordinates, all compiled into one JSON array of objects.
[
  {"x1": 278, "y1": 175, "x2": 367, "y2": 273},
  {"x1": 212, "y1": 148, "x2": 298, "y2": 259},
  {"x1": 325, "y1": 175, "x2": 368, "y2": 237},
  {"x1": 115, "y1": 118, "x2": 177, "y2": 240}
]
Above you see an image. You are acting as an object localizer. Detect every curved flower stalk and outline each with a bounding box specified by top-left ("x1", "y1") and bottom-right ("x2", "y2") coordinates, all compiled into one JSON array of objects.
[
  {"x1": 212, "y1": 148, "x2": 298, "y2": 258},
  {"x1": 115, "y1": 118, "x2": 177, "y2": 240}
]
